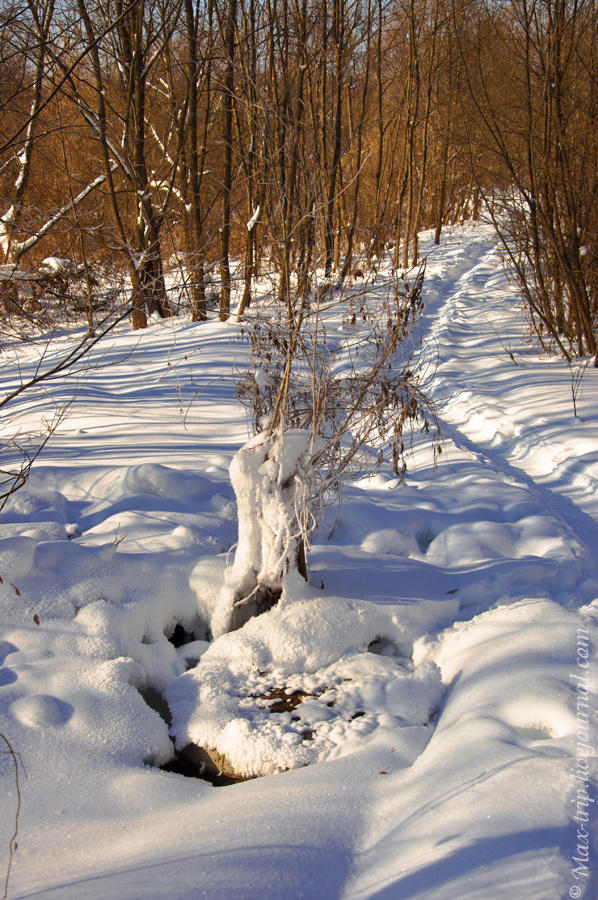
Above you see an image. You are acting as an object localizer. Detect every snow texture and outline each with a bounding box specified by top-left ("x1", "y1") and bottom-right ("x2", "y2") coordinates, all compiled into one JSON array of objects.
[
  {"x1": 212, "y1": 429, "x2": 323, "y2": 636},
  {"x1": 0, "y1": 222, "x2": 596, "y2": 900}
]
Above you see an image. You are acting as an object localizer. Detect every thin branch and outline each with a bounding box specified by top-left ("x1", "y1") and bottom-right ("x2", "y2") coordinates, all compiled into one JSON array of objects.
[{"x1": 1, "y1": 734, "x2": 22, "y2": 900}]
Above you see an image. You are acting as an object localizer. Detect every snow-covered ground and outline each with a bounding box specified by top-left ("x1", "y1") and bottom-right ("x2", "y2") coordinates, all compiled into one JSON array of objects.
[{"x1": 0, "y1": 222, "x2": 596, "y2": 899}]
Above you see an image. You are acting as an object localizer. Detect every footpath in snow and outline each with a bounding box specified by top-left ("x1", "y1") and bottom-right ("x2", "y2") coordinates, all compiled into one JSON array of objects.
[{"x1": 0, "y1": 223, "x2": 596, "y2": 900}]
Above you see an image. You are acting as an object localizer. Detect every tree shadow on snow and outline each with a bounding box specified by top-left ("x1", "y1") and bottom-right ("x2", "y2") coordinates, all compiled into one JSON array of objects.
[
  {"x1": 16, "y1": 843, "x2": 353, "y2": 900},
  {"x1": 362, "y1": 826, "x2": 570, "y2": 900}
]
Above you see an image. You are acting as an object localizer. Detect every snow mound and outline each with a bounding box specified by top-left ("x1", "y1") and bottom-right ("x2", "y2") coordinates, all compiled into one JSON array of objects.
[
  {"x1": 107, "y1": 463, "x2": 216, "y2": 503},
  {"x1": 10, "y1": 693, "x2": 73, "y2": 727},
  {"x1": 168, "y1": 583, "x2": 444, "y2": 777},
  {"x1": 1, "y1": 486, "x2": 69, "y2": 523},
  {"x1": 425, "y1": 513, "x2": 576, "y2": 566}
]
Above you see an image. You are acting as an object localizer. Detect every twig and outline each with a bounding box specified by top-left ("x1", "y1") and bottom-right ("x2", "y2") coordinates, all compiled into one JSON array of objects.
[
  {"x1": 1, "y1": 734, "x2": 22, "y2": 900},
  {"x1": 570, "y1": 357, "x2": 590, "y2": 420}
]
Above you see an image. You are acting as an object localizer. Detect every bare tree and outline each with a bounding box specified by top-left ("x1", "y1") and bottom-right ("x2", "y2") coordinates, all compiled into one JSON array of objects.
[
  {"x1": 214, "y1": 263, "x2": 440, "y2": 634},
  {"x1": 459, "y1": 0, "x2": 598, "y2": 358},
  {"x1": 217, "y1": 0, "x2": 238, "y2": 321},
  {"x1": 0, "y1": 0, "x2": 55, "y2": 263},
  {"x1": 179, "y1": 0, "x2": 215, "y2": 321},
  {"x1": 0, "y1": 0, "x2": 110, "y2": 270},
  {"x1": 62, "y1": 0, "x2": 184, "y2": 328}
]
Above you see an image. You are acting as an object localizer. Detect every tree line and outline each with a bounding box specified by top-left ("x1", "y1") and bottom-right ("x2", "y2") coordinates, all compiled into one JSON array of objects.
[{"x1": 0, "y1": 0, "x2": 596, "y2": 356}]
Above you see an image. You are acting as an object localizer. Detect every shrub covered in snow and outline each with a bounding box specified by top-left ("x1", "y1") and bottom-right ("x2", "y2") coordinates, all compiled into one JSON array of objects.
[{"x1": 228, "y1": 267, "x2": 441, "y2": 630}]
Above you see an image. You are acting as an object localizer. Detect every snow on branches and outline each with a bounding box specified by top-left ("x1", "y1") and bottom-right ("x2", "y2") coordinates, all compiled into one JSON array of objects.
[{"x1": 222, "y1": 265, "x2": 441, "y2": 631}]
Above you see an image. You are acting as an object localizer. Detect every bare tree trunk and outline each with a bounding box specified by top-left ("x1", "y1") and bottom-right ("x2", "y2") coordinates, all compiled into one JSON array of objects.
[
  {"x1": 0, "y1": 0, "x2": 55, "y2": 263},
  {"x1": 219, "y1": 0, "x2": 238, "y2": 322},
  {"x1": 324, "y1": 0, "x2": 344, "y2": 279},
  {"x1": 73, "y1": 0, "x2": 175, "y2": 329},
  {"x1": 184, "y1": 0, "x2": 209, "y2": 321},
  {"x1": 235, "y1": 0, "x2": 261, "y2": 318},
  {"x1": 339, "y1": 8, "x2": 372, "y2": 283}
]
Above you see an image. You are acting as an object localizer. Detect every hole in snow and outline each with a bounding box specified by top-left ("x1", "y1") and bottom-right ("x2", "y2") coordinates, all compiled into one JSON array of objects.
[
  {"x1": 367, "y1": 637, "x2": 412, "y2": 666},
  {"x1": 140, "y1": 686, "x2": 246, "y2": 786},
  {"x1": 368, "y1": 636, "x2": 399, "y2": 657},
  {"x1": 516, "y1": 725, "x2": 556, "y2": 741},
  {"x1": 136, "y1": 666, "x2": 248, "y2": 786},
  {"x1": 139, "y1": 686, "x2": 172, "y2": 726},
  {"x1": 415, "y1": 527, "x2": 436, "y2": 552},
  {"x1": 168, "y1": 624, "x2": 195, "y2": 648},
  {"x1": 164, "y1": 615, "x2": 210, "y2": 648},
  {"x1": 160, "y1": 744, "x2": 249, "y2": 786},
  {"x1": 164, "y1": 622, "x2": 205, "y2": 649}
]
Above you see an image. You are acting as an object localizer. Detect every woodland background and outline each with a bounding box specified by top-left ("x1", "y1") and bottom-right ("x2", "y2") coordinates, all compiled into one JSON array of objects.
[{"x1": 1, "y1": 0, "x2": 596, "y2": 358}]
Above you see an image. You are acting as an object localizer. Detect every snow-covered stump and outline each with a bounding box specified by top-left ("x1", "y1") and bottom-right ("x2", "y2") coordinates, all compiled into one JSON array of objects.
[{"x1": 212, "y1": 429, "x2": 320, "y2": 636}]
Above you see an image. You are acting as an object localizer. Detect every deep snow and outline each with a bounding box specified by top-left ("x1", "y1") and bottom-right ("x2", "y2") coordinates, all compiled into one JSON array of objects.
[{"x1": 0, "y1": 222, "x2": 596, "y2": 900}]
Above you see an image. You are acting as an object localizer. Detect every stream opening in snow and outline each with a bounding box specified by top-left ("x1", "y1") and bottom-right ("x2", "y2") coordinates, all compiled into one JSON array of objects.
[
  {"x1": 137, "y1": 619, "x2": 249, "y2": 786},
  {"x1": 143, "y1": 628, "x2": 412, "y2": 786}
]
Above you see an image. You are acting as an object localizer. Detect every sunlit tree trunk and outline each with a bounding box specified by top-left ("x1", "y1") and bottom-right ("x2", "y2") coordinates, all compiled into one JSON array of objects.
[{"x1": 219, "y1": 0, "x2": 238, "y2": 321}]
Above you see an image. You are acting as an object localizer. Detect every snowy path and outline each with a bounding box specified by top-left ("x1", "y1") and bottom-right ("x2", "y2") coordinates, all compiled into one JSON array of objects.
[
  {"x1": 343, "y1": 226, "x2": 598, "y2": 900},
  {"x1": 424, "y1": 225, "x2": 598, "y2": 537},
  {"x1": 1, "y1": 224, "x2": 596, "y2": 900}
]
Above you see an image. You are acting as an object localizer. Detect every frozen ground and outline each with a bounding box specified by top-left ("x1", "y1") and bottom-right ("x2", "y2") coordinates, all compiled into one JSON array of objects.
[{"x1": 0, "y1": 222, "x2": 596, "y2": 899}]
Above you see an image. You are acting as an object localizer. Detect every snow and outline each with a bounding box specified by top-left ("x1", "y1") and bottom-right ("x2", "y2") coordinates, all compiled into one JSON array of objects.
[
  {"x1": 246, "y1": 205, "x2": 260, "y2": 232},
  {"x1": 168, "y1": 583, "x2": 446, "y2": 777},
  {"x1": 212, "y1": 429, "x2": 326, "y2": 636},
  {"x1": 0, "y1": 222, "x2": 597, "y2": 899},
  {"x1": 39, "y1": 258, "x2": 77, "y2": 275}
]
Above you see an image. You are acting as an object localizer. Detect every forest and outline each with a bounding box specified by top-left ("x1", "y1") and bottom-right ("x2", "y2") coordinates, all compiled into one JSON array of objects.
[
  {"x1": 1, "y1": 0, "x2": 597, "y2": 357},
  {"x1": 1, "y1": 3, "x2": 597, "y2": 898}
]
